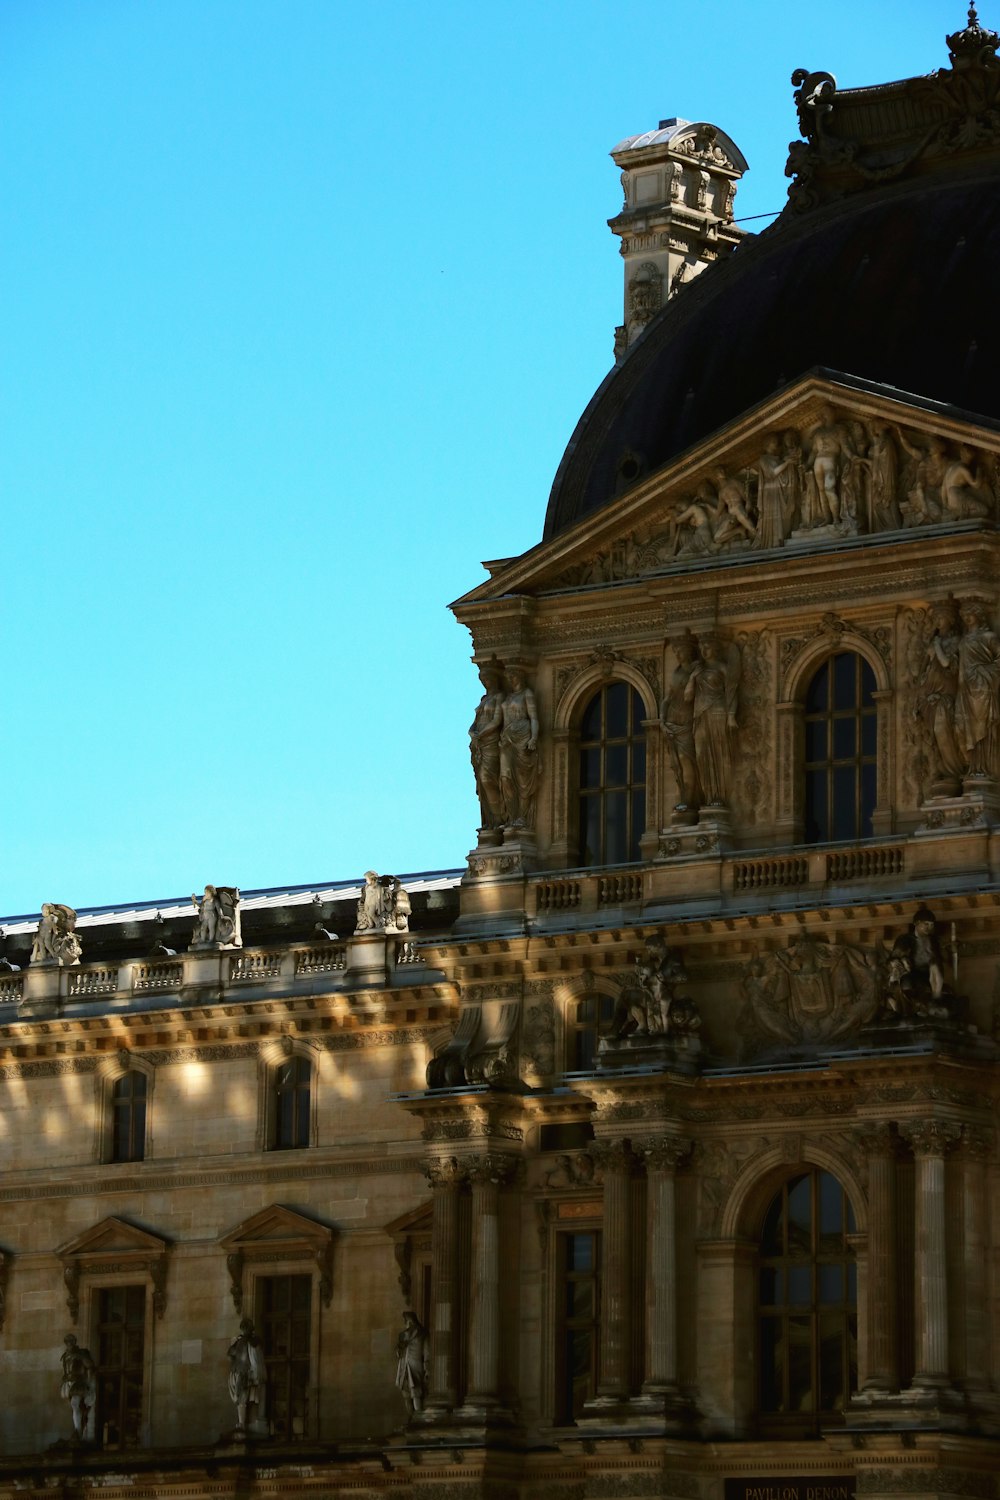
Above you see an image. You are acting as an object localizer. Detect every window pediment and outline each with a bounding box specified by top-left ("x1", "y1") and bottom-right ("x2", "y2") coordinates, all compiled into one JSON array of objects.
[
  {"x1": 220, "y1": 1205, "x2": 334, "y2": 1311},
  {"x1": 56, "y1": 1217, "x2": 170, "y2": 1323}
]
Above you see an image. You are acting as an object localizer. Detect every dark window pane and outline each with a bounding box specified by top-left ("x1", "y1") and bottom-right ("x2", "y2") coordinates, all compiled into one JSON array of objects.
[
  {"x1": 832, "y1": 765, "x2": 858, "y2": 841},
  {"x1": 819, "y1": 1173, "x2": 844, "y2": 1237},
  {"x1": 632, "y1": 739, "x2": 646, "y2": 781},
  {"x1": 818, "y1": 1265, "x2": 843, "y2": 1303},
  {"x1": 632, "y1": 691, "x2": 645, "y2": 734},
  {"x1": 861, "y1": 710, "x2": 877, "y2": 757},
  {"x1": 761, "y1": 1194, "x2": 785, "y2": 1254},
  {"x1": 568, "y1": 1234, "x2": 594, "y2": 1272},
  {"x1": 605, "y1": 681, "x2": 628, "y2": 737},
  {"x1": 819, "y1": 1314, "x2": 847, "y2": 1411},
  {"x1": 787, "y1": 1266, "x2": 811, "y2": 1304},
  {"x1": 630, "y1": 790, "x2": 646, "y2": 859},
  {"x1": 860, "y1": 762, "x2": 877, "y2": 835},
  {"x1": 833, "y1": 652, "x2": 857, "y2": 710},
  {"x1": 598, "y1": 995, "x2": 617, "y2": 1026},
  {"x1": 605, "y1": 744, "x2": 629, "y2": 787},
  {"x1": 759, "y1": 1267, "x2": 783, "y2": 1304},
  {"x1": 859, "y1": 659, "x2": 876, "y2": 700},
  {"x1": 805, "y1": 662, "x2": 829, "y2": 712},
  {"x1": 579, "y1": 747, "x2": 601, "y2": 788},
  {"x1": 788, "y1": 1316, "x2": 814, "y2": 1411},
  {"x1": 832, "y1": 715, "x2": 856, "y2": 760},
  {"x1": 579, "y1": 796, "x2": 601, "y2": 866},
  {"x1": 759, "y1": 1316, "x2": 782, "y2": 1411},
  {"x1": 604, "y1": 791, "x2": 628, "y2": 864},
  {"x1": 804, "y1": 720, "x2": 827, "y2": 763},
  {"x1": 580, "y1": 692, "x2": 602, "y2": 741},
  {"x1": 804, "y1": 770, "x2": 828, "y2": 843},
  {"x1": 787, "y1": 1175, "x2": 812, "y2": 1244}
]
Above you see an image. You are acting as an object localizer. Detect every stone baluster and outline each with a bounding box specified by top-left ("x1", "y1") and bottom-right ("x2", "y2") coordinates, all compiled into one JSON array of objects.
[
  {"x1": 463, "y1": 1153, "x2": 517, "y2": 1410},
  {"x1": 958, "y1": 1126, "x2": 992, "y2": 1396},
  {"x1": 640, "y1": 1136, "x2": 690, "y2": 1400},
  {"x1": 904, "y1": 1120, "x2": 960, "y2": 1389},
  {"x1": 856, "y1": 1123, "x2": 899, "y2": 1393},
  {"x1": 591, "y1": 1138, "x2": 635, "y2": 1404},
  {"x1": 423, "y1": 1156, "x2": 466, "y2": 1412}
]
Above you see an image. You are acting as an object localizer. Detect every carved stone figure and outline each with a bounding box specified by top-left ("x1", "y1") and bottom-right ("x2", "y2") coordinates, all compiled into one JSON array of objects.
[
  {"x1": 498, "y1": 666, "x2": 539, "y2": 830},
  {"x1": 685, "y1": 635, "x2": 740, "y2": 807},
  {"x1": 711, "y1": 466, "x2": 755, "y2": 547},
  {"x1": 942, "y1": 444, "x2": 991, "y2": 519},
  {"x1": 60, "y1": 1333, "x2": 97, "y2": 1442},
  {"x1": 227, "y1": 1316, "x2": 266, "y2": 1434},
  {"x1": 883, "y1": 907, "x2": 954, "y2": 1022},
  {"x1": 355, "y1": 872, "x2": 412, "y2": 932},
  {"x1": 805, "y1": 404, "x2": 855, "y2": 529},
  {"x1": 395, "y1": 1310, "x2": 428, "y2": 1415},
  {"x1": 191, "y1": 886, "x2": 241, "y2": 948},
  {"x1": 754, "y1": 435, "x2": 797, "y2": 548},
  {"x1": 955, "y1": 600, "x2": 1000, "y2": 776},
  {"x1": 914, "y1": 599, "x2": 965, "y2": 794},
  {"x1": 867, "y1": 423, "x2": 903, "y2": 531},
  {"x1": 671, "y1": 486, "x2": 718, "y2": 557},
  {"x1": 613, "y1": 934, "x2": 700, "y2": 1039},
  {"x1": 899, "y1": 430, "x2": 946, "y2": 523},
  {"x1": 30, "y1": 904, "x2": 82, "y2": 967},
  {"x1": 469, "y1": 661, "x2": 505, "y2": 830},
  {"x1": 661, "y1": 631, "x2": 702, "y2": 815}
]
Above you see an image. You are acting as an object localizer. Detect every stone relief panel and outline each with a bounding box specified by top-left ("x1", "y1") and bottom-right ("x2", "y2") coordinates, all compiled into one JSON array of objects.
[
  {"x1": 729, "y1": 629, "x2": 772, "y2": 829},
  {"x1": 549, "y1": 414, "x2": 1000, "y2": 589}
]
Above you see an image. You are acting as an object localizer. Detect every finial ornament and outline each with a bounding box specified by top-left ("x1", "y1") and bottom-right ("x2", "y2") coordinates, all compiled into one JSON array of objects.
[{"x1": 947, "y1": 2, "x2": 999, "y2": 66}]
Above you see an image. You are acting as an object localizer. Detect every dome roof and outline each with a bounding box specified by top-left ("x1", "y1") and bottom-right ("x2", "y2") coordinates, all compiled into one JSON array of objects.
[{"x1": 545, "y1": 167, "x2": 1000, "y2": 540}]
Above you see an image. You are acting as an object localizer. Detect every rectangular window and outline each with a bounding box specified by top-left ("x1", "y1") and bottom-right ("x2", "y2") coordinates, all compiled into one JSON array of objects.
[
  {"x1": 258, "y1": 1274, "x2": 311, "y2": 1439},
  {"x1": 95, "y1": 1285, "x2": 145, "y2": 1447},
  {"x1": 555, "y1": 1231, "x2": 600, "y2": 1423}
]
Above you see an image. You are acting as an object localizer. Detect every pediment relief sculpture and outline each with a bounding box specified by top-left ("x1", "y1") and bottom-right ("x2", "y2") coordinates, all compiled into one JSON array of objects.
[{"x1": 547, "y1": 412, "x2": 999, "y2": 590}]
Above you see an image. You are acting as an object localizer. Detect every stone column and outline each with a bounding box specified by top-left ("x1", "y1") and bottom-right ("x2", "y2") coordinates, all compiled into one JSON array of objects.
[
  {"x1": 856, "y1": 1123, "x2": 899, "y2": 1393},
  {"x1": 592, "y1": 1139, "x2": 634, "y2": 1404},
  {"x1": 423, "y1": 1156, "x2": 466, "y2": 1412},
  {"x1": 640, "y1": 1137, "x2": 690, "y2": 1399},
  {"x1": 905, "y1": 1120, "x2": 960, "y2": 1389},
  {"x1": 958, "y1": 1126, "x2": 992, "y2": 1395},
  {"x1": 463, "y1": 1153, "x2": 516, "y2": 1410}
]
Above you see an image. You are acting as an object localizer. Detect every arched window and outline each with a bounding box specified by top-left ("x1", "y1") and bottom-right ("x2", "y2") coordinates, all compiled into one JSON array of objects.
[
  {"x1": 757, "y1": 1169, "x2": 857, "y2": 1432},
  {"x1": 565, "y1": 991, "x2": 617, "y2": 1071},
  {"x1": 578, "y1": 681, "x2": 646, "y2": 866},
  {"x1": 803, "y1": 652, "x2": 877, "y2": 843},
  {"x1": 109, "y1": 1071, "x2": 147, "y2": 1163},
  {"x1": 273, "y1": 1057, "x2": 311, "y2": 1151}
]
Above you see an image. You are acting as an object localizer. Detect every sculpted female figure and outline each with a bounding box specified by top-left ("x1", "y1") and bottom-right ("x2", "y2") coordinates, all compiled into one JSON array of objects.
[
  {"x1": 499, "y1": 666, "x2": 540, "y2": 830},
  {"x1": 684, "y1": 635, "x2": 739, "y2": 807},
  {"x1": 868, "y1": 422, "x2": 902, "y2": 531},
  {"x1": 754, "y1": 435, "x2": 796, "y2": 549},
  {"x1": 915, "y1": 599, "x2": 964, "y2": 793},
  {"x1": 955, "y1": 601, "x2": 1000, "y2": 777},
  {"x1": 468, "y1": 662, "x2": 505, "y2": 830}
]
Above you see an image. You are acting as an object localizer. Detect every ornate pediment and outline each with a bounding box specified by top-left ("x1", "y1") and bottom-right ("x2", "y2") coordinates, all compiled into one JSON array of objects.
[
  {"x1": 220, "y1": 1204, "x2": 334, "y2": 1312},
  {"x1": 56, "y1": 1216, "x2": 170, "y2": 1323},
  {"x1": 454, "y1": 374, "x2": 1000, "y2": 607}
]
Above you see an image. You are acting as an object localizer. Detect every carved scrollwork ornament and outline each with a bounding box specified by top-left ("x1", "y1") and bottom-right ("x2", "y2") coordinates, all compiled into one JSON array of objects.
[
  {"x1": 422, "y1": 1155, "x2": 468, "y2": 1189},
  {"x1": 465, "y1": 1152, "x2": 520, "y2": 1186}
]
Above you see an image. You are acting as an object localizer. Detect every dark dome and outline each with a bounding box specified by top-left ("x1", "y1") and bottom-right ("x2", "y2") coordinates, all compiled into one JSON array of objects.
[{"x1": 544, "y1": 167, "x2": 1000, "y2": 539}]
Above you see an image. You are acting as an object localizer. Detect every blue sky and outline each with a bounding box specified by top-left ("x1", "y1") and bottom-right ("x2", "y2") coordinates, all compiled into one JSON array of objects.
[{"x1": 0, "y1": 0, "x2": 961, "y2": 917}]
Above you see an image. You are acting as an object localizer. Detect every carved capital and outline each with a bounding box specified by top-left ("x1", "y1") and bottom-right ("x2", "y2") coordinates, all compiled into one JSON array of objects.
[
  {"x1": 588, "y1": 1138, "x2": 635, "y2": 1175},
  {"x1": 465, "y1": 1152, "x2": 520, "y2": 1187},
  {"x1": 640, "y1": 1136, "x2": 692, "y2": 1173},
  {"x1": 902, "y1": 1119, "x2": 961, "y2": 1157},
  {"x1": 422, "y1": 1155, "x2": 468, "y2": 1189},
  {"x1": 959, "y1": 1124, "x2": 994, "y2": 1161},
  {"x1": 853, "y1": 1122, "x2": 900, "y2": 1160}
]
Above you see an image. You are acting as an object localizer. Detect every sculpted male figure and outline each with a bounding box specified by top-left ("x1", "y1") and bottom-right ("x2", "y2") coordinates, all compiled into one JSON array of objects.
[
  {"x1": 227, "y1": 1317, "x2": 266, "y2": 1434},
  {"x1": 60, "y1": 1333, "x2": 97, "y2": 1442},
  {"x1": 191, "y1": 886, "x2": 241, "y2": 947},
  {"x1": 710, "y1": 466, "x2": 756, "y2": 547},
  {"x1": 395, "y1": 1311, "x2": 429, "y2": 1415},
  {"x1": 469, "y1": 662, "x2": 505, "y2": 830},
  {"x1": 806, "y1": 403, "x2": 853, "y2": 527},
  {"x1": 661, "y1": 632, "x2": 701, "y2": 814}
]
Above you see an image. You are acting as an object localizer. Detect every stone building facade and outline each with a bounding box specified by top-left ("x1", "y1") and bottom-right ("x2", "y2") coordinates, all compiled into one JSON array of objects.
[{"x1": 2, "y1": 13, "x2": 1000, "y2": 1500}]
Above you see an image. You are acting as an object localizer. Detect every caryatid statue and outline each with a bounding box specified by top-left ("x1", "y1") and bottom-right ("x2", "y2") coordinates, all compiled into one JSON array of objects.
[
  {"x1": 227, "y1": 1317, "x2": 266, "y2": 1434},
  {"x1": 660, "y1": 631, "x2": 701, "y2": 815},
  {"x1": 469, "y1": 659, "x2": 505, "y2": 830},
  {"x1": 60, "y1": 1333, "x2": 97, "y2": 1442},
  {"x1": 684, "y1": 633, "x2": 740, "y2": 808},
  {"x1": 394, "y1": 1310, "x2": 429, "y2": 1415},
  {"x1": 191, "y1": 886, "x2": 242, "y2": 948},
  {"x1": 915, "y1": 598, "x2": 964, "y2": 794},
  {"x1": 955, "y1": 600, "x2": 1000, "y2": 778},
  {"x1": 498, "y1": 664, "x2": 539, "y2": 831},
  {"x1": 31, "y1": 904, "x2": 82, "y2": 967}
]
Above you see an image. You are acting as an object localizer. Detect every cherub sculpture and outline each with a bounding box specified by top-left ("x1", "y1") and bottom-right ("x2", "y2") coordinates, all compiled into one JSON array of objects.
[{"x1": 191, "y1": 886, "x2": 242, "y2": 947}]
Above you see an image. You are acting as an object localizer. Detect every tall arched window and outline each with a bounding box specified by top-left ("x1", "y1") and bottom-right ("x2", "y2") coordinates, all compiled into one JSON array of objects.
[
  {"x1": 758, "y1": 1169, "x2": 857, "y2": 1432},
  {"x1": 803, "y1": 652, "x2": 877, "y2": 843},
  {"x1": 110, "y1": 1071, "x2": 147, "y2": 1163},
  {"x1": 565, "y1": 991, "x2": 617, "y2": 1071},
  {"x1": 578, "y1": 681, "x2": 646, "y2": 866}
]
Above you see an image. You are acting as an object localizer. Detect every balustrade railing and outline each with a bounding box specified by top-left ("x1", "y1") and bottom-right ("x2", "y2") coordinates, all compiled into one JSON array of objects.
[
  {"x1": 68, "y1": 966, "x2": 119, "y2": 997},
  {"x1": 535, "y1": 879, "x2": 582, "y2": 914},
  {"x1": 294, "y1": 944, "x2": 347, "y2": 975},
  {"x1": 229, "y1": 951, "x2": 283, "y2": 983},
  {"x1": 826, "y1": 844, "x2": 904, "y2": 882},
  {"x1": 133, "y1": 960, "x2": 184, "y2": 992},
  {"x1": 733, "y1": 855, "x2": 809, "y2": 893}
]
